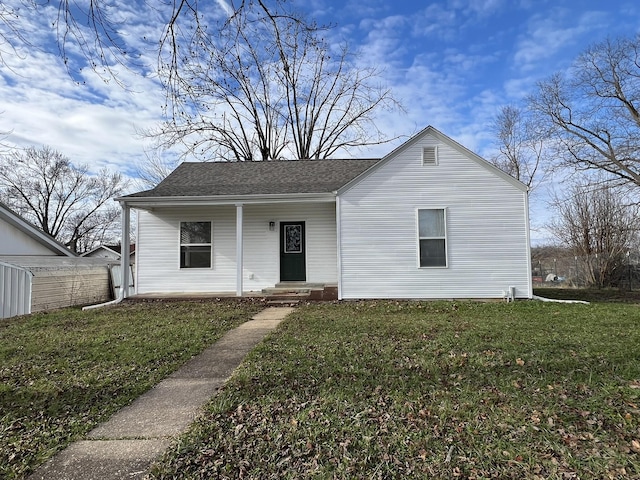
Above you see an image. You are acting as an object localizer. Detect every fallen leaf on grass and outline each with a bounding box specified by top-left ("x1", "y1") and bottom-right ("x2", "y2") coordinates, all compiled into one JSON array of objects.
[
  {"x1": 631, "y1": 440, "x2": 640, "y2": 453},
  {"x1": 516, "y1": 358, "x2": 525, "y2": 366}
]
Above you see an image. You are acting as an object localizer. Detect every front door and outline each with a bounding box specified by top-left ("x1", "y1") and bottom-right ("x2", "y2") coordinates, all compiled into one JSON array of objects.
[{"x1": 280, "y1": 221, "x2": 306, "y2": 281}]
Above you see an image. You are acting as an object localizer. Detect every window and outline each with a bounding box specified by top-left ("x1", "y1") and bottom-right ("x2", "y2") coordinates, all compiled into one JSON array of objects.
[
  {"x1": 418, "y1": 209, "x2": 447, "y2": 267},
  {"x1": 422, "y1": 145, "x2": 438, "y2": 165},
  {"x1": 180, "y1": 221, "x2": 211, "y2": 268}
]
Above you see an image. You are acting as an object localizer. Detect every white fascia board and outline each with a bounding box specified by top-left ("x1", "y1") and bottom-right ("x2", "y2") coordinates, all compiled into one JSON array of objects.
[{"x1": 116, "y1": 192, "x2": 337, "y2": 209}]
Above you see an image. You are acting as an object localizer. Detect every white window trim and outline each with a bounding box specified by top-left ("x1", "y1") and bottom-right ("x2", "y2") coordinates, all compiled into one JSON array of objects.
[
  {"x1": 179, "y1": 220, "x2": 213, "y2": 269},
  {"x1": 416, "y1": 208, "x2": 448, "y2": 268},
  {"x1": 422, "y1": 145, "x2": 438, "y2": 166}
]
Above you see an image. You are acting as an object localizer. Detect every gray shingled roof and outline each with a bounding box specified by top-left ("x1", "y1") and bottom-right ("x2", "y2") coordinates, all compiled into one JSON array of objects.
[{"x1": 126, "y1": 159, "x2": 381, "y2": 198}]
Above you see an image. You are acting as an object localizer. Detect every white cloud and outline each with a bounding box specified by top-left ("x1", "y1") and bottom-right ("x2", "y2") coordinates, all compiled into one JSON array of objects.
[
  {"x1": 448, "y1": 0, "x2": 505, "y2": 18},
  {"x1": 513, "y1": 7, "x2": 611, "y2": 73}
]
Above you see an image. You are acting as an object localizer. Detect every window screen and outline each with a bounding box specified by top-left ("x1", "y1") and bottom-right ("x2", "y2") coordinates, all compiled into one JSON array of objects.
[
  {"x1": 180, "y1": 222, "x2": 211, "y2": 268},
  {"x1": 418, "y1": 209, "x2": 446, "y2": 267}
]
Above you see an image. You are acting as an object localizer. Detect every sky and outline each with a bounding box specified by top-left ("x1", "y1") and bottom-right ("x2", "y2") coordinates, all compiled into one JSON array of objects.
[{"x1": 0, "y1": 0, "x2": 639, "y2": 244}]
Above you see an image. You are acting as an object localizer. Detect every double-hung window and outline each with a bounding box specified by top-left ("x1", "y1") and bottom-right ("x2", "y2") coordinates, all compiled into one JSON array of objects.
[
  {"x1": 180, "y1": 221, "x2": 211, "y2": 268},
  {"x1": 418, "y1": 209, "x2": 447, "y2": 267}
]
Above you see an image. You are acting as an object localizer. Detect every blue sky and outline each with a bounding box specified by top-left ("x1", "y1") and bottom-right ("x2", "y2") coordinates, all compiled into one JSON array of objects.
[{"x1": 0, "y1": 0, "x2": 639, "y2": 244}]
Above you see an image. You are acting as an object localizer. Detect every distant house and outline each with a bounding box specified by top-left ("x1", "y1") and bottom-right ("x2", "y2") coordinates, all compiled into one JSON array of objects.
[
  {"x1": 117, "y1": 126, "x2": 532, "y2": 300},
  {"x1": 83, "y1": 244, "x2": 136, "y2": 264},
  {"x1": 0, "y1": 203, "x2": 113, "y2": 317}
]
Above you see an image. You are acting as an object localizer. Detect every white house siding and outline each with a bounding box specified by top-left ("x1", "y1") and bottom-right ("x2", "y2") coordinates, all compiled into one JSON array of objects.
[
  {"x1": 338, "y1": 133, "x2": 531, "y2": 300},
  {"x1": 136, "y1": 202, "x2": 337, "y2": 294},
  {"x1": 0, "y1": 220, "x2": 58, "y2": 255}
]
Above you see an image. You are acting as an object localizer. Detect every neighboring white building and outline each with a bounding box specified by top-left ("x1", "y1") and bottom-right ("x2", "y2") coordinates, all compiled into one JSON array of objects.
[
  {"x1": 118, "y1": 126, "x2": 532, "y2": 300},
  {"x1": 0, "y1": 202, "x2": 75, "y2": 257},
  {"x1": 0, "y1": 203, "x2": 113, "y2": 317},
  {"x1": 83, "y1": 244, "x2": 136, "y2": 264}
]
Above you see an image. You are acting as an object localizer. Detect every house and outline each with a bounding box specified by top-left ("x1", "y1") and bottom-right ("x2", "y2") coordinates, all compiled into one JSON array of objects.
[
  {"x1": 0, "y1": 203, "x2": 114, "y2": 317},
  {"x1": 117, "y1": 126, "x2": 532, "y2": 300},
  {"x1": 83, "y1": 244, "x2": 136, "y2": 264}
]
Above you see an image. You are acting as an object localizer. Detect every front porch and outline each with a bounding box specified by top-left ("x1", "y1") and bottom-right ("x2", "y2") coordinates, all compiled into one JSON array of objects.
[{"x1": 129, "y1": 282, "x2": 338, "y2": 304}]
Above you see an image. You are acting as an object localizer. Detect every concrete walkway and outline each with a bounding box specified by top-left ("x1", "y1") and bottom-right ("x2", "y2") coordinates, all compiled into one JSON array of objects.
[{"x1": 28, "y1": 307, "x2": 294, "y2": 480}]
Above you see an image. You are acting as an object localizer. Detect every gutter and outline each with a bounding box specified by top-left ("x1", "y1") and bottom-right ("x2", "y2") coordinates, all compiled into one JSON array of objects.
[{"x1": 115, "y1": 192, "x2": 337, "y2": 209}]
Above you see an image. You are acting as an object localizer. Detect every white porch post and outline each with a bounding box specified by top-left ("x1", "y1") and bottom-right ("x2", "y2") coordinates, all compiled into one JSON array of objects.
[
  {"x1": 120, "y1": 202, "x2": 131, "y2": 299},
  {"x1": 236, "y1": 203, "x2": 244, "y2": 296}
]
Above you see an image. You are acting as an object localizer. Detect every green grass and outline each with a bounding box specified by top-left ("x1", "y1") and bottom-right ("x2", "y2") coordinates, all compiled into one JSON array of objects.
[
  {"x1": 149, "y1": 300, "x2": 640, "y2": 479},
  {"x1": 0, "y1": 299, "x2": 262, "y2": 480}
]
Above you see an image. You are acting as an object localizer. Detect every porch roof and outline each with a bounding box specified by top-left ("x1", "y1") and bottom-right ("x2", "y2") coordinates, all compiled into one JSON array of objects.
[{"x1": 123, "y1": 159, "x2": 380, "y2": 199}]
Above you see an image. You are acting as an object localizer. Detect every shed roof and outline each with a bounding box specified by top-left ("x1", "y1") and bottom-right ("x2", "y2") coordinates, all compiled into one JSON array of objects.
[{"x1": 125, "y1": 159, "x2": 380, "y2": 198}]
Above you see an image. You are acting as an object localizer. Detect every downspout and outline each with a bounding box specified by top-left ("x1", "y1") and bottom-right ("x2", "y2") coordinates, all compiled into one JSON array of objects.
[
  {"x1": 236, "y1": 203, "x2": 244, "y2": 296},
  {"x1": 524, "y1": 188, "x2": 533, "y2": 299},
  {"x1": 335, "y1": 193, "x2": 343, "y2": 300},
  {"x1": 83, "y1": 201, "x2": 130, "y2": 310},
  {"x1": 532, "y1": 295, "x2": 589, "y2": 305}
]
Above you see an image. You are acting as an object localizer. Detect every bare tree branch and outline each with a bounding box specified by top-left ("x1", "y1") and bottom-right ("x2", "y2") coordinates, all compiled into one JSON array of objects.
[
  {"x1": 548, "y1": 177, "x2": 640, "y2": 287},
  {"x1": 0, "y1": 146, "x2": 127, "y2": 253},
  {"x1": 529, "y1": 35, "x2": 640, "y2": 190},
  {"x1": 0, "y1": 0, "x2": 287, "y2": 86},
  {"x1": 134, "y1": 148, "x2": 180, "y2": 189},
  {"x1": 150, "y1": 1, "x2": 399, "y2": 161},
  {"x1": 490, "y1": 105, "x2": 549, "y2": 191}
]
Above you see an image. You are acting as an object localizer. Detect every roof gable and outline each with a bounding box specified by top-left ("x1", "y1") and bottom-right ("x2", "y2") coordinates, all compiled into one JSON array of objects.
[
  {"x1": 126, "y1": 159, "x2": 380, "y2": 199},
  {"x1": 0, "y1": 203, "x2": 76, "y2": 257},
  {"x1": 338, "y1": 125, "x2": 528, "y2": 194},
  {"x1": 82, "y1": 244, "x2": 136, "y2": 257}
]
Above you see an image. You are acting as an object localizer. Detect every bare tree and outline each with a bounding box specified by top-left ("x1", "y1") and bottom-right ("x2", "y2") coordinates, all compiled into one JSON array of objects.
[
  {"x1": 491, "y1": 105, "x2": 547, "y2": 190},
  {"x1": 548, "y1": 178, "x2": 640, "y2": 287},
  {"x1": 0, "y1": 146, "x2": 127, "y2": 253},
  {"x1": 153, "y1": 1, "x2": 398, "y2": 161},
  {"x1": 530, "y1": 35, "x2": 640, "y2": 190},
  {"x1": 0, "y1": 1, "x2": 311, "y2": 86},
  {"x1": 134, "y1": 149, "x2": 180, "y2": 189}
]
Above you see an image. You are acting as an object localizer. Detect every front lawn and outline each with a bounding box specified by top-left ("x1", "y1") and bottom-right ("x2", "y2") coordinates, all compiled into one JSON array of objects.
[
  {"x1": 0, "y1": 300, "x2": 262, "y2": 480},
  {"x1": 149, "y1": 300, "x2": 640, "y2": 479}
]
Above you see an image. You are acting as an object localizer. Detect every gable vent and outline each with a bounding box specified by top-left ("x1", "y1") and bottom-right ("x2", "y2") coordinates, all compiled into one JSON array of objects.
[{"x1": 422, "y1": 146, "x2": 438, "y2": 165}]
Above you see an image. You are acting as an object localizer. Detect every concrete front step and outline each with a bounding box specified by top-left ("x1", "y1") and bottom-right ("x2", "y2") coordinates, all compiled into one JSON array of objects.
[
  {"x1": 262, "y1": 283, "x2": 338, "y2": 301},
  {"x1": 262, "y1": 288, "x2": 311, "y2": 295},
  {"x1": 274, "y1": 282, "x2": 328, "y2": 289}
]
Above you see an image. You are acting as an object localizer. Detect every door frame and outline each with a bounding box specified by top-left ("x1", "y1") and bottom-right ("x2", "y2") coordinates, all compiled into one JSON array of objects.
[{"x1": 279, "y1": 221, "x2": 306, "y2": 282}]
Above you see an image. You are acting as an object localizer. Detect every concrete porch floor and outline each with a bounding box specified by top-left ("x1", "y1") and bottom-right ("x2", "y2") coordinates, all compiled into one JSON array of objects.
[{"x1": 129, "y1": 283, "x2": 339, "y2": 302}]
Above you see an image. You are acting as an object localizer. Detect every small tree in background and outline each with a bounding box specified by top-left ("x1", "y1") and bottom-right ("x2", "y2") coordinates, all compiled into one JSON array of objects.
[
  {"x1": 547, "y1": 178, "x2": 640, "y2": 287},
  {"x1": 134, "y1": 149, "x2": 179, "y2": 190},
  {"x1": 491, "y1": 105, "x2": 547, "y2": 190},
  {"x1": 0, "y1": 146, "x2": 127, "y2": 253}
]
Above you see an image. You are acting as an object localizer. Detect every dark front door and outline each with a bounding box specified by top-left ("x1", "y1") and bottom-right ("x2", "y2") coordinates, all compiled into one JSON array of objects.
[{"x1": 280, "y1": 221, "x2": 306, "y2": 281}]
